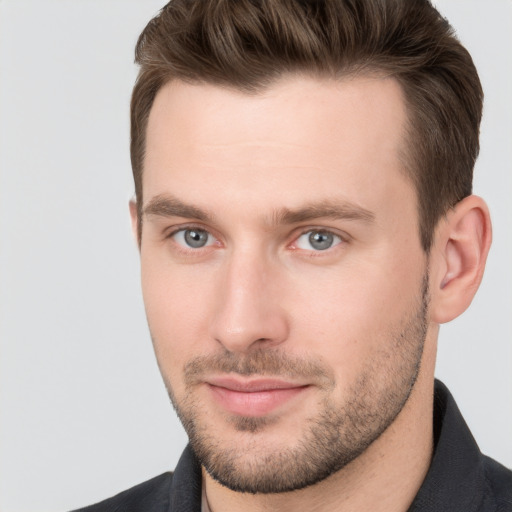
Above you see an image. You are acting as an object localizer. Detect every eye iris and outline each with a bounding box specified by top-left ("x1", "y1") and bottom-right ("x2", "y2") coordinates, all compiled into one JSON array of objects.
[
  {"x1": 184, "y1": 229, "x2": 208, "y2": 248},
  {"x1": 309, "y1": 231, "x2": 333, "y2": 250}
]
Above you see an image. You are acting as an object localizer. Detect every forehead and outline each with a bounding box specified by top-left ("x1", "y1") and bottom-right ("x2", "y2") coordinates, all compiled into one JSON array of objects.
[{"x1": 143, "y1": 75, "x2": 413, "y2": 223}]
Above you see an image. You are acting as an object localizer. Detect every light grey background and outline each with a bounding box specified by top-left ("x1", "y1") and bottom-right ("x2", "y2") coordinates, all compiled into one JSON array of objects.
[{"x1": 0, "y1": 1, "x2": 510, "y2": 511}]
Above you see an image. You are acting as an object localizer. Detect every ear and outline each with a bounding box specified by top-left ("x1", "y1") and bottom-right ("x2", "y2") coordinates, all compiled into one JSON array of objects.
[
  {"x1": 129, "y1": 199, "x2": 141, "y2": 248},
  {"x1": 429, "y1": 195, "x2": 492, "y2": 324}
]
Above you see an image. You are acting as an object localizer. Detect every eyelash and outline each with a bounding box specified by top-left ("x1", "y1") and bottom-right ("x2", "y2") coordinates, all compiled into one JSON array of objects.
[
  {"x1": 166, "y1": 225, "x2": 348, "y2": 255},
  {"x1": 166, "y1": 225, "x2": 219, "y2": 253},
  {"x1": 291, "y1": 228, "x2": 345, "y2": 253}
]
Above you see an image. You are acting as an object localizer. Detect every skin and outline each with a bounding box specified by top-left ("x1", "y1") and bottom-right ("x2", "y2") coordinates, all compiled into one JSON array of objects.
[{"x1": 132, "y1": 75, "x2": 492, "y2": 512}]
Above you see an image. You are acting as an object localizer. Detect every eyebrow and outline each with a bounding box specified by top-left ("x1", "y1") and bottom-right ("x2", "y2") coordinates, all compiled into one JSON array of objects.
[
  {"x1": 275, "y1": 200, "x2": 375, "y2": 225},
  {"x1": 143, "y1": 194, "x2": 375, "y2": 226},
  {"x1": 143, "y1": 195, "x2": 213, "y2": 222}
]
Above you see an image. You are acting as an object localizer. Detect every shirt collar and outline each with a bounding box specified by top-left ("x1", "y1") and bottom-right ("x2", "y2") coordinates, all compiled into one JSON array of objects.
[{"x1": 407, "y1": 379, "x2": 486, "y2": 512}]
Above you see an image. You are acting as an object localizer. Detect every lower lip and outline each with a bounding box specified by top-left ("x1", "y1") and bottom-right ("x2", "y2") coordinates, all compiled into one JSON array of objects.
[{"x1": 208, "y1": 385, "x2": 308, "y2": 417}]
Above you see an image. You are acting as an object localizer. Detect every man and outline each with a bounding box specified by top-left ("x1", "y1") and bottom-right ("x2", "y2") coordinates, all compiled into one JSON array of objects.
[{"x1": 76, "y1": 0, "x2": 512, "y2": 510}]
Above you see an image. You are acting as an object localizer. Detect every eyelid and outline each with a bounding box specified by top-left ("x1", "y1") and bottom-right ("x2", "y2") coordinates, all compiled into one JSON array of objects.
[
  {"x1": 165, "y1": 222, "x2": 214, "y2": 238},
  {"x1": 166, "y1": 223, "x2": 221, "y2": 250},
  {"x1": 163, "y1": 223, "x2": 348, "y2": 252},
  {"x1": 289, "y1": 227, "x2": 348, "y2": 251}
]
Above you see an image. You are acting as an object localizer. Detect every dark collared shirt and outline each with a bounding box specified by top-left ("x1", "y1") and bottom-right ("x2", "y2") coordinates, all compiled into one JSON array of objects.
[{"x1": 74, "y1": 381, "x2": 512, "y2": 511}]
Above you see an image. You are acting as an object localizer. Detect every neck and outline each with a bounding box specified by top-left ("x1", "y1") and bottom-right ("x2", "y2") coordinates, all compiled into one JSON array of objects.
[{"x1": 204, "y1": 335, "x2": 437, "y2": 512}]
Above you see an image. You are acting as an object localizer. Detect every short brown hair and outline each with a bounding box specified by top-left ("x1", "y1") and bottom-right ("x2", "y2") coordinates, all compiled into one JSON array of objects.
[{"x1": 131, "y1": 0, "x2": 483, "y2": 251}]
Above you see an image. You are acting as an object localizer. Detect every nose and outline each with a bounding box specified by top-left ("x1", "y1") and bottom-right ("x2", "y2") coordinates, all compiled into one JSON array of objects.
[{"x1": 209, "y1": 250, "x2": 290, "y2": 354}]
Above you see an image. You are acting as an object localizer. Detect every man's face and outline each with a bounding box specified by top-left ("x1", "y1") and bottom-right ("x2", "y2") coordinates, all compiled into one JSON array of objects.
[{"x1": 138, "y1": 76, "x2": 430, "y2": 493}]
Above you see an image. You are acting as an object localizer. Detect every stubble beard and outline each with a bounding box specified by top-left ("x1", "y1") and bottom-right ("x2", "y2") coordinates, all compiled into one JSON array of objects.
[{"x1": 159, "y1": 274, "x2": 429, "y2": 494}]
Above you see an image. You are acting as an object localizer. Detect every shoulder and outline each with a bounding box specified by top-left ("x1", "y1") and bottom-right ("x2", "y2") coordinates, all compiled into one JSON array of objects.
[
  {"x1": 71, "y1": 445, "x2": 202, "y2": 512},
  {"x1": 482, "y1": 456, "x2": 512, "y2": 512},
  {"x1": 71, "y1": 472, "x2": 174, "y2": 512}
]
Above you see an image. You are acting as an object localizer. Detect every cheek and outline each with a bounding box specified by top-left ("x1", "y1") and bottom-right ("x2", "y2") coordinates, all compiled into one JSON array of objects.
[
  {"x1": 141, "y1": 258, "x2": 216, "y2": 376},
  {"x1": 288, "y1": 256, "x2": 423, "y2": 379}
]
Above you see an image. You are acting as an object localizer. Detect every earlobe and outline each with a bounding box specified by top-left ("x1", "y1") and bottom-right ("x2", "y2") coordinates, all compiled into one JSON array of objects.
[{"x1": 430, "y1": 195, "x2": 492, "y2": 324}]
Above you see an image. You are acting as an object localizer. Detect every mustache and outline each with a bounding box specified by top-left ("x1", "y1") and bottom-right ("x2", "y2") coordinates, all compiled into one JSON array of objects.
[{"x1": 184, "y1": 349, "x2": 335, "y2": 387}]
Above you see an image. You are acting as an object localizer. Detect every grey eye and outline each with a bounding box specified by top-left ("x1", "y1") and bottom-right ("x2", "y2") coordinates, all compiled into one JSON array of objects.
[
  {"x1": 173, "y1": 228, "x2": 213, "y2": 248},
  {"x1": 309, "y1": 231, "x2": 334, "y2": 250},
  {"x1": 295, "y1": 230, "x2": 342, "y2": 251},
  {"x1": 184, "y1": 229, "x2": 209, "y2": 248}
]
